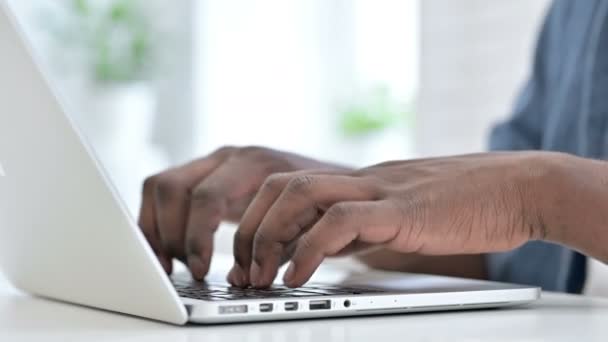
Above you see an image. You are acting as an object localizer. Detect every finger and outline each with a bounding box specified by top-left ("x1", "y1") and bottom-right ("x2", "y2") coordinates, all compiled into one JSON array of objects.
[
  {"x1": 283, "y1": 201, "x2": 400, "y2": 287},
  {"x1": 139, "y1": 176, "x2": 172, "y2": 273},
  {"x1": 249, "y1": 175, "x2": 377, "y2": 288},
  {"x1": 147, "y1": 147, "x2": 233, "y2": 268},
  {"x1": 154, "y1": 173, "x2": 196, "y2": 263},
  {"x1": 331, "y1": 240, "x2": 375, "y2": 257},
  {"x1": 230, "y1": 173, "x2": 292, "y2": 285},
  {"x1": 184, "y1": 158, "x2": 257, "y2": 280},
  {"x1": 230, "y1": 169, "x2": 341, "y2": 286}
]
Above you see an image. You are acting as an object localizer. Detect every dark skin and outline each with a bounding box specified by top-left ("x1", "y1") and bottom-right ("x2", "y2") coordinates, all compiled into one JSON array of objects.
[
  {"x1": 139, "y1": 146, "x2": 608, "y2": 287},
  {"x1": 138, "y1": 146, "x2": 348, "y2": 276}
]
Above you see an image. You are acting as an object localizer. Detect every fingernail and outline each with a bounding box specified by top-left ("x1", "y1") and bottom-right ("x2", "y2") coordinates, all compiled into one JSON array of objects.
[
  {"x1": 250, "y1": 261, "x2": 261, "y2": 287},
  {"x1": 283, "y1": 262, "x2": 296, "y2": 285},
  {"x1": 188, "y1": 256, "x2": 205, "y2": 280}
]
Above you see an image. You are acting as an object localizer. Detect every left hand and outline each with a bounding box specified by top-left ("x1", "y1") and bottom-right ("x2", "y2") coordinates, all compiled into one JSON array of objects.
[{"x1": 230, "y1": 152, "x2": 552, "y2": 288}]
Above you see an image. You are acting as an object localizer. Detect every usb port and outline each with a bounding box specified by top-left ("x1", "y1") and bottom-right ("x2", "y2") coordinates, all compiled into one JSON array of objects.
[
  {"x1": 309, "y1": 300, "x2": 331, "y2": 310},
  {"x1": 284, "y1": 302, "x2": 299, "y2": 311},
  {"x1": 259, "y1": 303, "x2": 273, "y2": 313}
]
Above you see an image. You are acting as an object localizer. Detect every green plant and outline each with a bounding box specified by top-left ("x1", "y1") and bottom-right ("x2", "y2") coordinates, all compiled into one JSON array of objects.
[
  {"x1": 44, "y1": 0, "x2": 155, "y2": 83},
  {"x1": 338, "y1": 85, "x2": 414, "y2": 138}
]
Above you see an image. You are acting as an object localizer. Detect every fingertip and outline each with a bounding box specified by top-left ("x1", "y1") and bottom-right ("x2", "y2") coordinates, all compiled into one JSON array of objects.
[
  {"x1": 188, "y1": 255, "x2": 206, "y2": 281},
  {"x1": 227, "y1": 264, "x2": 243, "y2": 287},
  {"x1": 249, "y1": 261, "x2": 261, "y2": 288},
  {"x1": 236, "y1": 263, "x2": 251, "y2": 287},
  {"x1": 282, "y1": 261, "x2": 297, "y2": 287},
  {"x1": 240, "y1": 270, "x2": 250, "y2": 287},
  {"x1": 288, "y1": 247, "x2": 324, "y2": 287},
  {"x1": 159, "y1": 256, "x2": 172, "y2": 275}
]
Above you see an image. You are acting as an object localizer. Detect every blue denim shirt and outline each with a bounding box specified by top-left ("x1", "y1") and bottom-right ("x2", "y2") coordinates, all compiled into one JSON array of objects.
[{"x1": 485, "y1": 0, "x2": 608, "y2": 293}]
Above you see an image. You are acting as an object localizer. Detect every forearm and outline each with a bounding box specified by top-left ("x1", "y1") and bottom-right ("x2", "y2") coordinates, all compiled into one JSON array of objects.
[
  {"x1": 538, "y1": 153, "x2": 608, "y2": 262},
  {"x1": 356, "y1": 152, "x2": 608, "y2": 279}
]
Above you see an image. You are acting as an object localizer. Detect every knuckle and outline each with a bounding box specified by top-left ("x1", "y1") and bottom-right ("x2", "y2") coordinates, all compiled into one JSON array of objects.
[
  {"x1": 190, "y1": 184, "x2": 217, "y2": 203},
  {"x1": 260, "y1": 173, "x2": 289, "y2": 194},
  {"x1": 253, "y1": 236, "x2": 283, "y2": 264},
  {"x1": 297, "y1": 233, "x2": 315, "y2": 252},
  {"x1": 361, "y1": 176, "x2": 387, "y2": 199},
  {"x1": 155, "y1": 174, "x2": 185, "y2": 201},
  {"x1": 285, "y1": 175, "x2": 315, "y2": 195},
  {"x1": 189, "y1": 187, "x2": 225, "y2": 220},
  {"x1": 237, "y1": 146, "x2": 291, "y2": 172},
  {"x1": 142, "y1": 175, "x2": 158, "y2": 195},
  {"x1": 324, "y1": 203, "x2": 351, "y2": 225},
  {"x1": 252, "y1": 230, "x2": 279, "y2": 255},
  {"x1": 190, "y1": 198, "x2": 224, "y2": 225},
  {"x1": 212, "y1": 145, "x2": 236, "y2": 157},
  {"x1": 252, "y1": 230, "x2": 269, "y2": 248},
  {"x1": 236, "y1": 145, "x2": 267, "y2": 158},
  {"x1": 186, "y1": 238, "x2": 201, "y2": 256}
]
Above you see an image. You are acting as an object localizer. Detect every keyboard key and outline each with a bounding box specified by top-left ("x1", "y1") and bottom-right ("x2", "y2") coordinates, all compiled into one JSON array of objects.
[{"x1": 172, "y1": 279, "x2": 383, "y2": 301}]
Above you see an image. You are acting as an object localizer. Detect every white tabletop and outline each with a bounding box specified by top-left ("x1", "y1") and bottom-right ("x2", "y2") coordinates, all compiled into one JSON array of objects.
[{"x1": 1, "y1": 274, "x2": 607, "y2": 342}]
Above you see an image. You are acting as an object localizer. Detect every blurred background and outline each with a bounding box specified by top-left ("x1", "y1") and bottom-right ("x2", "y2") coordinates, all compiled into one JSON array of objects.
[{"x1": 5, "y1": 0, "x2": 568, "y2": 287}]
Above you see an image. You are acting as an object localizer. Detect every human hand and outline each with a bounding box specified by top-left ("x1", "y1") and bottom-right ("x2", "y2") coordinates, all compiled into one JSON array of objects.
[
  {"x1": 232, "y1": 152, "x2": 554, "y2": 288},
  {"x1": 138, "y1": 146, "x2": 344, "y2": 279}
]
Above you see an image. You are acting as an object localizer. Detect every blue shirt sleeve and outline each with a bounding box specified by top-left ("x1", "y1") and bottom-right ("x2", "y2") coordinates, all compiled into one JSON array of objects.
[{"x1": 486, "y1": 0, "x2": 586, "y2": 293}]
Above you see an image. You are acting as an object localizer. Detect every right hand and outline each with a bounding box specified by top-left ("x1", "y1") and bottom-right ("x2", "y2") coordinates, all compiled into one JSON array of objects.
[{"x1": 138, "y1": 146, "x2": 342, "y2": 280}]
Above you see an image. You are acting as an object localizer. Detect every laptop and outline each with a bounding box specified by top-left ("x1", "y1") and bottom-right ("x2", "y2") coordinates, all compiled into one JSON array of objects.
[{"x1": 0, "y1": 2, "x2": 539, "y2": 325}]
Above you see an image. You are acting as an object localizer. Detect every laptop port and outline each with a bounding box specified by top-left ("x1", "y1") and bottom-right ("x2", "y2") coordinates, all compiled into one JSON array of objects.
[
  {"x1": 309, "y1": 300, "x2": 331, "y2": 310},
  {"x1": 284, "y1": 302, "x2": 299, "y2": 311},
  {"x1": 259, "y1": 303, "x2": 273, "y2": 313},
  {"x1": 219, "y1": 305, "x2": 248, "y2": 314}
]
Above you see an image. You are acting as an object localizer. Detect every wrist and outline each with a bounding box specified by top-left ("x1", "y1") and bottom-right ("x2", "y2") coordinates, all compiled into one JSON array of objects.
[
  {"x1": 532, "y1": 152, "x2": 608, "y2": 261},
  {"x1": 518, "y1": 152, "x2": 564, "y2": 242}
]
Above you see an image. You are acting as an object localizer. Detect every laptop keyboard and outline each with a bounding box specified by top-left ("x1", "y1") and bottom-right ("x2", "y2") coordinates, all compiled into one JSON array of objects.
[{"x1": 172, "y1": 279, "x2": 383, "y2": 301}]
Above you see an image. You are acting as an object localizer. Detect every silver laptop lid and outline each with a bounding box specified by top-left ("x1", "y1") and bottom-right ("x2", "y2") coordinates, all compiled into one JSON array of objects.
[{"x1": 0, "y1": 2, "x2": 187, "y2": 325}]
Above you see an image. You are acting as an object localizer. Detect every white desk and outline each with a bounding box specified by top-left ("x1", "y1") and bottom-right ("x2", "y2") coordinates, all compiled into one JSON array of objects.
[{"x1": 1, "y1": 275, "x2": 607, "y2": 342}]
